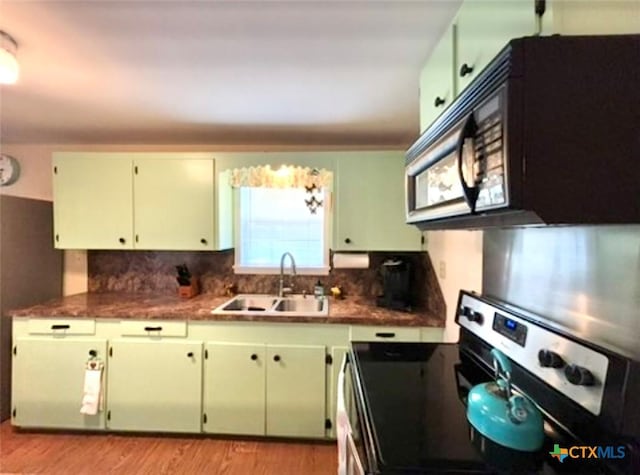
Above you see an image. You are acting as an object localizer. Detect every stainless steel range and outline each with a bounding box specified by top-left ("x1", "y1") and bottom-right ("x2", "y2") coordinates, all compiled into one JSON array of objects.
[{"x1": 337, "y1": 290, "x2": 640, "y2": 474}]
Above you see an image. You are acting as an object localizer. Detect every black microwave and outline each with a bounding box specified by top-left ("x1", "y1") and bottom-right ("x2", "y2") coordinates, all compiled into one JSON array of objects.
[{"x1": 405, "y1": 34, "x2": 640, "y2": 230}]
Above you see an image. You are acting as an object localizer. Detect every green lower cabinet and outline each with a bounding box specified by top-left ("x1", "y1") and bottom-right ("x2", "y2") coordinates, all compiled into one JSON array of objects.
[
  {"x1": 203, "y1": 342, "x2": 327, "y2": 438},
  {"x1": 106, "y1": 340, "x2": 203, "y2": 433},
  {"x1": 266, "y1": 344, "x2": 326, "y2": 438},
  {"x1": 12, "y1": 337, "x2": 108, "y2": 429},
  {"x1": 203, "y1": 342, "x2": 266, "y2": 435}
]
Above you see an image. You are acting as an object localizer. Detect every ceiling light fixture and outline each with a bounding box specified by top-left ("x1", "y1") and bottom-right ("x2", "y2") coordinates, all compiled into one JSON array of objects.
[{"x1": 0, "y1": 30, "x2": 19, "y2": 85}]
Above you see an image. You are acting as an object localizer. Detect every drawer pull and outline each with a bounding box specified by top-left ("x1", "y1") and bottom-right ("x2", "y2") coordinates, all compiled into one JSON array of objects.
[
  {"x1": 273, "y1": 355, "x2": 281, "y2": 362},
  {"x1": 144, "y1": 326, "x2": 163, "y2": 332},
  {"x1": 51, "y1": 324, "x2": 70, "y2": 330},
  {"x1": 187, "y1": 352, "x2": 194, "y2": 358},
  {"x1": 251, "y1": 354, "x2": 258, "y2": 361},
  {"x1": 375, "y1": 332, "x2": 396, "y2": 338}
]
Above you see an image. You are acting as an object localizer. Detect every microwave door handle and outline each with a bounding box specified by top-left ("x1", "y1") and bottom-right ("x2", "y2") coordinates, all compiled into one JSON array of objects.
[{"x1": 456, "y1": 113, "x2": 480, "y2": 213}]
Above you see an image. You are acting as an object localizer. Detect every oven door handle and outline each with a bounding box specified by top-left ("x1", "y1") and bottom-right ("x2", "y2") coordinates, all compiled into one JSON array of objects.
[
  {"x1": 337, "y1": 354, "x2": 350, "y2": 475},
  {"x1": 456, "y1": 112, "x2": 480, "y2": 213},
  {"x1": 337, "y1": 354, "x2": 349, "y2": 419}
]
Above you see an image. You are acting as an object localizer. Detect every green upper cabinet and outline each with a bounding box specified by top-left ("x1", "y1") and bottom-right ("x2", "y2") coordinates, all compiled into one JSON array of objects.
[
  {"x1": 134, "y1": 158, "x2": 214, "y2": 250},
  {"x1": 542, "y1": 0, "x2": 640, "y2": 36},
  {"x1": 334, "y1": 152, "x2": 422, "y2": 252},
  {"x1": 52, "y1": 152, "x2": 233, "y2": 250},
  {"x1": 455, "y1": 0, "x2": 535, "y2": 94},
  {"x1": 53, "y1": 153, "x2": 133, "y2": 249},
  {"x1": 418, "y1": 0, "x2": 638, "y2": 132},
  {"x1": 419, "y1": 25, "x2": 456, "y2": 133}
]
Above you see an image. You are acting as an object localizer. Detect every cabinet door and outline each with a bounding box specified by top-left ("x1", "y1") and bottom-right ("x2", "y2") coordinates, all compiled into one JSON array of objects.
[
  {"x1": 456, "y1": 0, "x2": 536, "y2": 93},
  {"x1": 133, "y1": 158, "x2": 215, "y2": 250},
  {"x1": 53, "y1": 153, "x2": 133, "y2": 249},
  {"x1": 544, "y1": 0, "x2": 640, "y2": 35},
  {"x1": 335, "y1": 153, "x2": 422, "y2": 251},
  {"x1": 334, "y1": 155, "x2": 369, "y2": 250},
  {"x1": 203, "y1": 342, "x2": 266, "y2": 435},
  {"x1": 419, "y1": 25, "x2": 455, "y2": 133},
  {"x1": 107, "y1": 340, "x2": 202, "y2": 433},
  {"x1": 12, "y1": 337, "x2": 107, "y2": 429},
  {"x1": 266, "y1": 344, "x2": 326, "y2": 438}
]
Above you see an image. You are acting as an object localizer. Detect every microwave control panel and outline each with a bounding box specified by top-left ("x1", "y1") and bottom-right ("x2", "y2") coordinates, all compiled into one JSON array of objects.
[{"x1": 471, "y1": 90, "x2": 507, "y2": 210}]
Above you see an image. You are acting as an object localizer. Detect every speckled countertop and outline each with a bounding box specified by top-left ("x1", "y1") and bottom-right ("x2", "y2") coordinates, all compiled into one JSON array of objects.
[{"x1": 9, "y1": 292, "x2": 444, "y2": 327}]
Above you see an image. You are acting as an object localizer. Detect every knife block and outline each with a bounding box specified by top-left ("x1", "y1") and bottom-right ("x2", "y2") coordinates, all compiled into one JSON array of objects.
[{"x1": 178, "y1": 279, "x2": 199, "y2": 299}]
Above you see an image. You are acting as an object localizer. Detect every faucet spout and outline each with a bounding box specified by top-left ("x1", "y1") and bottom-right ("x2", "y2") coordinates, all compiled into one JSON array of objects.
[{"x1": 279, "y1": 252, "x2": 297, "y2": 297}]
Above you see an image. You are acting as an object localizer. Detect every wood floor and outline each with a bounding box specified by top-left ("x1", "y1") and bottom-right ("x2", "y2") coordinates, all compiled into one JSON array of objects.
[{"x1": 0, "y1": 421, "x2": 337, "y2": 474}]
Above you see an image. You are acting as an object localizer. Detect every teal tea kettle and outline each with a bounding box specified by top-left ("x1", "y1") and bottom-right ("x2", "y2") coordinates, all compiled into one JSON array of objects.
[{"x1": 466, "y1": 349, "x2": 544, "y2": 452}]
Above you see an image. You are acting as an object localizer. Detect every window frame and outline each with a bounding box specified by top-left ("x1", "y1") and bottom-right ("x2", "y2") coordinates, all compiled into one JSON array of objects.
[{"x1": 233, "y1": 187, "x2": 332, "y2": 275}]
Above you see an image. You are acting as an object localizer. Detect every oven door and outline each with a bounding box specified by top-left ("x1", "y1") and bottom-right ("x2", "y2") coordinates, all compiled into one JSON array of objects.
[{"x1": 337, "y1": 354, "x2": 367, "y2": 475}]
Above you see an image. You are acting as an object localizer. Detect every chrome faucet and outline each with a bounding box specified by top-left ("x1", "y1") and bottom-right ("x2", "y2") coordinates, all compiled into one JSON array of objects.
[{"x1": 279, "y1": 252, "x2": 297, "y2": 297}]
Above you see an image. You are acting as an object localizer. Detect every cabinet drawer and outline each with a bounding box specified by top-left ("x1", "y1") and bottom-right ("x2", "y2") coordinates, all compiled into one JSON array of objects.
[
  {"x1": 27, "y1": 318, "x2": 95, "y2": 335},
  {"x1": 349, "y1": 326, "x2": 421, "y2": 342},
  {"x1": 119, "y1": 320, "x2": 187, "y2": 337}
]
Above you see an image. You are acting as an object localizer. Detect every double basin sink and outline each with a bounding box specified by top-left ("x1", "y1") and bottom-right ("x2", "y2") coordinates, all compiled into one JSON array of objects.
[{"x1": 211, "y1": 294, "x2": 329, "y2": 317}]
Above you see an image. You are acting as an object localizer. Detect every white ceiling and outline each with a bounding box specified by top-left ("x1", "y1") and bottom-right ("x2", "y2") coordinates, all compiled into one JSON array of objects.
[{"x1": 0, "y1": 1, "x2": 461, "y2": 147}]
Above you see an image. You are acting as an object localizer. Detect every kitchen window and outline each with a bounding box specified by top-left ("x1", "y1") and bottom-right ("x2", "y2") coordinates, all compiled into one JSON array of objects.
[{"x1": 234, "y1": 186, "x2": 331, "y2": 275}]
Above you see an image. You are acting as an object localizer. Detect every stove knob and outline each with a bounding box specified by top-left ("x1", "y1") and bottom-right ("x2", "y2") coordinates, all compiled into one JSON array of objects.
[
  {"x1": 469, "y1": 311, "x2": 484, "y2": 324},
  {"x1": 461, "y1": 306, "x2": 484, "y2": 325},
  {"x1": 538, "y1": 350, "x2": 565, "y2": 368},
  {"x1": 564, "y1": 365, "x2": 595, "y2": 386}
]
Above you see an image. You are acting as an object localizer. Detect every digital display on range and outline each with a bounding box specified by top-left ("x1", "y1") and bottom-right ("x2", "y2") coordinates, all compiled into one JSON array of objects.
[
  {"x1": 493, "y1": 313, "x2": 527, "y2": 346},
  {"x1": 504, "y1": 318, "x2": 517, "y2": 331}
]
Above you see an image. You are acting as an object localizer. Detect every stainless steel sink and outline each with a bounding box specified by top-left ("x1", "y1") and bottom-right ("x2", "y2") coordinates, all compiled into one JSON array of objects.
[
  {"x1": 212, "y1": 294, "x2": 329, "y2": 317},
  {"x1": 273, "y1": 295, "x2": 327, "y2": 314},
  {"x1": 217, "y1": 295, "x2": 279, "y2": 312}
]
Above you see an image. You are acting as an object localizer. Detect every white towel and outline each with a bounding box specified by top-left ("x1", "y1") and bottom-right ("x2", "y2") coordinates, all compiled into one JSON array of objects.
[{"x1": 80, "y1": 363, "x2": 103, "y2": 415}]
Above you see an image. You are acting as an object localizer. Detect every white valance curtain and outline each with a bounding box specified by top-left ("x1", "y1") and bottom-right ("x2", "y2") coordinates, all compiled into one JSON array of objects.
[{"x1": 229, "y1": 165, "x2": 333, "y2": 190}]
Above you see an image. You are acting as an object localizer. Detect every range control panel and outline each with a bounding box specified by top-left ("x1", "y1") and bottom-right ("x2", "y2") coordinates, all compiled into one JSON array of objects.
[
  {"x1": 492, "y1": 313, "x2": 527, "y2": 346},
  {"x1": 457, "y1": 292, "x2": 609, "y2": 416}
]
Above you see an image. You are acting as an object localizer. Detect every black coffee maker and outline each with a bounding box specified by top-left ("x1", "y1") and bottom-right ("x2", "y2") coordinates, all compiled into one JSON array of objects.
[{"x1": 376, "y1": 258, "x2": 412, "y2": 311}]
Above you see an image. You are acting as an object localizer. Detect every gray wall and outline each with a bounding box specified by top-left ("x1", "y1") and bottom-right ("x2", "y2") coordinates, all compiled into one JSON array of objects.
[
  {"x1": 483, "y1": 226, "x2": 640, "y2": 360},
  {"x1": 0, "y1": 196, "x2": 62, "y2": 421}
]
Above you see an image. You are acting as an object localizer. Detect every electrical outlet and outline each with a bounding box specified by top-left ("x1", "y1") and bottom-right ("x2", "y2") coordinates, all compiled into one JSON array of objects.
[{"x1": 438, "y1": 261, "x2": 446, "y2": 279}]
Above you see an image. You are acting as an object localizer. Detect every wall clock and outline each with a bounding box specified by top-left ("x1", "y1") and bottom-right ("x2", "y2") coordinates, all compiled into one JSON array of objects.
[{"x1": 0, "y1": 154, "x2": 20, "y2": 186}]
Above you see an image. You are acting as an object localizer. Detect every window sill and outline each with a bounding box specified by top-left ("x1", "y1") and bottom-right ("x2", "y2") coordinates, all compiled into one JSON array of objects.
[{"x1": 233, "y1": 266, "x2": 330, "y2": 276}]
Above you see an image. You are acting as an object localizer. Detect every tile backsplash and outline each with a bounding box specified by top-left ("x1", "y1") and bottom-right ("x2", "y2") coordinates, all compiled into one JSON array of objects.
[{"x1": 88, "y1": 249, "x2": 445, "y2": 316}]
